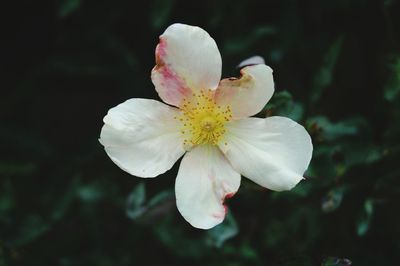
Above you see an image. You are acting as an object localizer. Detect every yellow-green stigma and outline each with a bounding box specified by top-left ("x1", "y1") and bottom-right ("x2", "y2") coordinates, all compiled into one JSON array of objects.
[{"x1": 177, "y1": 89, "x2": 232, "y2": 147}]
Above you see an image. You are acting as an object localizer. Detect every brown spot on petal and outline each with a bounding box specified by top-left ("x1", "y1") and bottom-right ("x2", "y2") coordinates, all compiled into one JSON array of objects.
[{"x1": 215, "y1": 69, "x2": 254, "y2": 105}]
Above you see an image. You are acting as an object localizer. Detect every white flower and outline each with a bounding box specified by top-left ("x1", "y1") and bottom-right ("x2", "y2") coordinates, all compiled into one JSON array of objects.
[{"x1": 99, "y1": 23, "x2": 313, "y2": 229}]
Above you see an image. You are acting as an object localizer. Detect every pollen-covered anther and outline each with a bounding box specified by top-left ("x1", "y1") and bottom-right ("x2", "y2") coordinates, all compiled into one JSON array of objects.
[{"x1": 176, "y1": 89, "x2": 232, "y2": 146}]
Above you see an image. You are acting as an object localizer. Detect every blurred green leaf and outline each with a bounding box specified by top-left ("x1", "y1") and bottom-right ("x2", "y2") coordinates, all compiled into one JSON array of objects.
[
  {"x1": 266, "y1": 90, "x2": 304, "y2": 121},
  {"x1": 264, "y1": 208, "x2": 320, "y2": 253},
  {"x1": 311, "y1": 36, "x2": 344, "y2": 104},
  {"x1": 126, "y1": 182, "x2": 146, "y2": 220},
  {"x1": 206, "y1": 212, "x2": 238, "y2": 248},
  {"x1": 147, "y1": 190, "x2": 173, "y2": 207},
  {"x1": 384, "y1": 56, "x2": 400, "y2": 101},
  {"x1": 10, "y1": 215, "x2": 50, "y2": 247},
  {"x1": 51, "y1": 177, "x2": 80, "y2": 222},
  {"x1": 322, "y1": 257, "x2": 352, "y2": 266},
  {"x1": 307, "y1": 116, "x2": 366, "y2": 141},
  {"x1": 150, "y1": 0, "x2": 175, "y2": 30},
  {"x1": 357, "y1": 199, "x2": 374, "y2": 236},
  {"x1": 154, "y1": 216, "x2": 207, "y2": 259},
  {"x1": 78, "y1": 181, "x2": 106, "y2": 203},
  {"x1": 342, "y1": 143, "x2": 382, "y2": 166},
  {"x1": 271, "y1": 182, "x2": 314, "y2": 201},
  {"x1": 289, "y1": 181, "x2": 314, "y2": 197},
  {"x1": 239, "y1": 243, "x2": 259, "y2": 261},
  {"x1": 153, "y1": 209, "x2": 239, "y2": 259},
  {"x1": 58, "y1": 0, "x2": 80, "y2": 18},
  {"x1": 126, "y1": 183, "x2": 174, "y2": 223},
  {"x1": 321, "y1": 186, "x2": 348, "y2": 213},
  {"x1": 139, "y1": 190, "x2": 175, "y2": 222}
]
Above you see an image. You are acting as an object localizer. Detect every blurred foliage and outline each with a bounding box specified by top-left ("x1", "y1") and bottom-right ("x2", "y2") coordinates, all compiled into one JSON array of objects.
[{"x1": 2, "y1": 0, "x2": 400, "y2": 265}]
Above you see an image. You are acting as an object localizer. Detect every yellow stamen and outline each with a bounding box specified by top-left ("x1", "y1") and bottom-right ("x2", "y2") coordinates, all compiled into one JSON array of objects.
[{"x1": 175, "y1": 89, "x2": 232, "y2": 147}]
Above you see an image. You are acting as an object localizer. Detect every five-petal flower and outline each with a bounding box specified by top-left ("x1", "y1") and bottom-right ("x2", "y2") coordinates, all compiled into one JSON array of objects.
[{"x1": 99, "y1": 23, "x2": 313, "y2": 229}]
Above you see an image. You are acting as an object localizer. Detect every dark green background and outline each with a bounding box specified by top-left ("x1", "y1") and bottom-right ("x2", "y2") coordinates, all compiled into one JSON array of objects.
[{"x1": 2, "y1": 0, "x2": 400, "y2": 265}]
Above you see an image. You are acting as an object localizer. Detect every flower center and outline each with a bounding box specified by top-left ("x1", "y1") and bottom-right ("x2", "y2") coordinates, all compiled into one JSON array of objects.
[
  {"x1": 200, "y1": 117, "x2": 216, "y2": 132},
  {"x1": 176, "y1": 89, "x2": 232, "y2": 148}
]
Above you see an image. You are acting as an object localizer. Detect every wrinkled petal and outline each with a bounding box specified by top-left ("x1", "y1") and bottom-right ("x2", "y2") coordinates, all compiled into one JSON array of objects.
[
  {"x1": 215, "y1": 64, "x2": 274, "y2": 119},
  {"x1": 99, "y1": 99, "x2": 185, "y2": 178},
  {"x1": 175, "y1": 145, "x2": 240, "y2": 229},
  {"x1": 237, "y1": 55, "x2": 265, "y2": 68},
  {"x1": 151, "y1": 23, "x2": 222, "y2": 107},
  {"x1": 219, "y1": 116, "x2": 313, "y2": 191}
]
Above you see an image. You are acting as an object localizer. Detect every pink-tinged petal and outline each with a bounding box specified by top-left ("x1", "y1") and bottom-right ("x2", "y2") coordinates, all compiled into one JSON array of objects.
[
  {"x1": 151, "y1": 23, "x2": 222, "y2": 107},
  {"x1": 215, "y1": 64, "x2": 274, "y2": 119},
  {"x1": 175, "y1": 145, "x2": 240, "y2": 229},
  {"x1": 99, "y1": 99, "x2": 185, "y2": 178},
  {"x1": 219, "y1": 117, "x2": 313, "y2": 191}
]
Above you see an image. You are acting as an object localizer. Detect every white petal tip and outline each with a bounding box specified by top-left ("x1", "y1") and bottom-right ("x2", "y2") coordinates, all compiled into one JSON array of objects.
[
  {"x1": 273, "y1": 175, "x2": 305, "y2": 192},
  {"x1": 237, "y1": 55, "x2": 266, "y2": 68}
]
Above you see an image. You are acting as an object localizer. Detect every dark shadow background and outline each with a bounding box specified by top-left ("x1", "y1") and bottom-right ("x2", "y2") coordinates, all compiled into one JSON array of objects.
[{"x1": 1, "y1": 0, "x2": 400, "y2": 265}]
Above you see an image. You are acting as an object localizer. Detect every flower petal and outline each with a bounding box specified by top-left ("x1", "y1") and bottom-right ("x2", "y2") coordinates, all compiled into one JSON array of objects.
[
  {"x1": 215, "y1": 64, "x2": 274, "y2": 119},
  {"x1": 151, "y1": 23, "x2": 222, "y2": 107},
  {"x1": 99, "y1": 98, "x2": 185, "y2": 178},
  {"x1": 219, "y1": 116, "x2": 313, "y2": 191},
  {"x1": 175, "y1": 145, "x2": 240, "y2": 229},
  {"x1": 237, "y1": 55, "x2": 265, "y2": 68}
]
